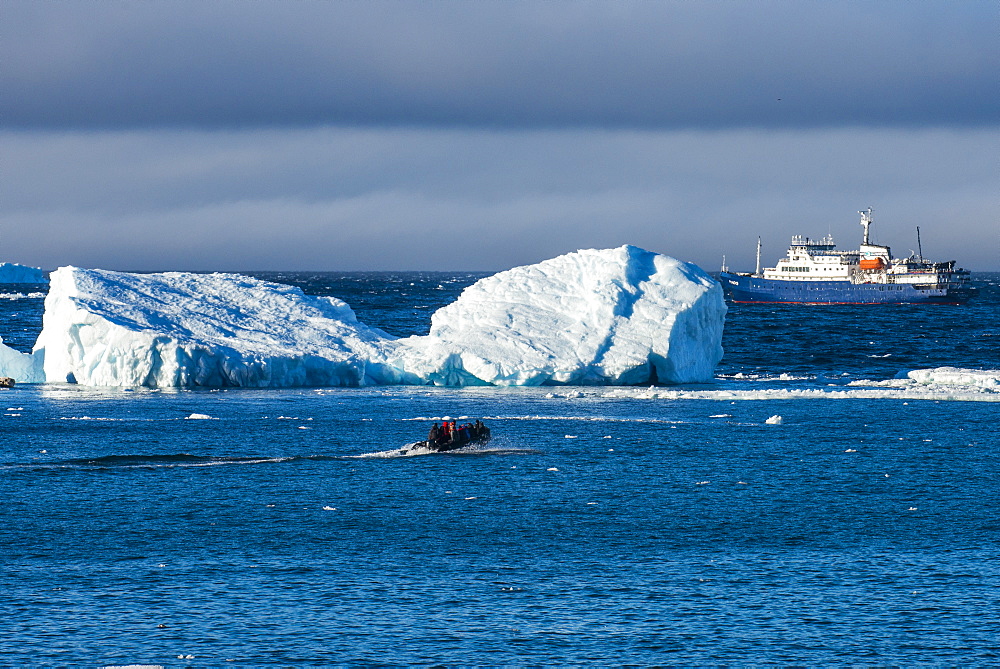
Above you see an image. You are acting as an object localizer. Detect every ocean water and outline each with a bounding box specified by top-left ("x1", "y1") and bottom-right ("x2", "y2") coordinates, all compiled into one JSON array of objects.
[{"x1": 1, "y1": 273, "x2": 999, "y2": 665}]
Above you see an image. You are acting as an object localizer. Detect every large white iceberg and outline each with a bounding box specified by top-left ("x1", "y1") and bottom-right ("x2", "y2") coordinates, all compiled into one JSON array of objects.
[
  {"x1": 0, "y1": 262, "x2": 47, "y2": 284},
  {"x1": 387, "y1": 245, "x2": 725, "y2": 385},
  {"x1": 31, "y1": 268, "x2": 392, "y2": 387},
  {"x1": 0, "y1": 246, "x2": 726, "y2": 387}
]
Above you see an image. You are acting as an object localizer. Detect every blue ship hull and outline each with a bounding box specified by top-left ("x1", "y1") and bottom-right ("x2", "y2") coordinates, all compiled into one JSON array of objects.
[{"x1": 719, "y1": 272, "x2": 976, "y2": 305}]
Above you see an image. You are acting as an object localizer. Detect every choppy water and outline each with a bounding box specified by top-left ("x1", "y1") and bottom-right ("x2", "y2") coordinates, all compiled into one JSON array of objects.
[{"x1": 1, "y1": 273, "x2": 999, "y2": 665}]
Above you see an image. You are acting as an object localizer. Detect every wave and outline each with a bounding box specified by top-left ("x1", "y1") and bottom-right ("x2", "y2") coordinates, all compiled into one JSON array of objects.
[{"x1": 3, "y1": 453, "x2": 341, "y2": 471}]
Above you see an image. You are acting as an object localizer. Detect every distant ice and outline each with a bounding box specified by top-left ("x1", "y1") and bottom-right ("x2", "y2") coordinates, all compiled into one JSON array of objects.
[
  {"x1": 765, "y1": 415, "x2": 783, "y2": 424},
  {"x1": 0, "y1": 262, "x2": 47, "y2": 284}
]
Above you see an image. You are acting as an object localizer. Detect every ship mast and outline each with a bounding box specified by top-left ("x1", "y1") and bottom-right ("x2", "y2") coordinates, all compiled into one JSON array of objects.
[
  {"x1": 916, "y1": 226, "x2": 924, "y2": 262},
  {"x1": 755, "y1": 236, "x2": 762, "y2": 276},
  {"x1": 859, "y1": 208, "x2": 874, "y2": 244}
]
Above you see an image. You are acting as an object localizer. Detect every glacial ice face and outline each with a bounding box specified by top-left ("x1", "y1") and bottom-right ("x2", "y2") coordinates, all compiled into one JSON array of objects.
[
  {"x1": 32, "y1": 267, "x2": 394, "y2": 387},
  {"x1": 386, "y1": 245, "x2": 726, "y2": 386},
  {"x1": 0, "y1": 262, "x2": 47, "y2": 284},
  {"x1": 3, "y1": 246, "x2": 727, "y2": 387}
]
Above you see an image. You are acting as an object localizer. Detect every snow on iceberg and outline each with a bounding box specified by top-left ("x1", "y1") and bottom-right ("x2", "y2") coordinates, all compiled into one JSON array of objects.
[
  {"x1": 3, "y1": 246, "x2": 726, "y2": 388},
  {"x1": 387, "y1": 245, "x2": 725, "y2": 386},
  {"x1": 0, "y1": 262, "x2": 47, "y2": 284},
  {"x1": 32, "y1": 267, "x2": 393, "y2": 387}
]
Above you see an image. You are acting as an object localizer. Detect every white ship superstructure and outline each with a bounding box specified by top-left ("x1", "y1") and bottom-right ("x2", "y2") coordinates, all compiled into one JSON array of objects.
[
  {"x1": 720, "y1": 209, "x2": 977, "y2": 304},
  {"x1": 762, "y1": 209, "x2": 966, "y2": 287}
]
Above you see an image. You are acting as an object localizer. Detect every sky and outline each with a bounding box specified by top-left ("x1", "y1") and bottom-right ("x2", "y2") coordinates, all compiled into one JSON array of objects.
[{"x1": 2, "y1": 0, "x2": 998, "y2": 272}]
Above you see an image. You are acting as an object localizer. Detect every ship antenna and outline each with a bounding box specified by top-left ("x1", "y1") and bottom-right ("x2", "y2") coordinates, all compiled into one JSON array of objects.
[
  {"x1": 755, "y1": 236, "x2": 762, "y2": 276},
  {"x1": 916, "y1": 225, "x2": 924, "y2": 262},
  {"x1": 859, "y1": 208, "x2": 873, "y2": 245}
]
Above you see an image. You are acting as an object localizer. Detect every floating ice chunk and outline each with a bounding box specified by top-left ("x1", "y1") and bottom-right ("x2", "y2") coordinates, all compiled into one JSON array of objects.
[
  {"x1": 386, "y1": 245, "x2": 725, "y2": 386},
  {"x1": 0, "y1": 262, "x2": 47, "y2": 284},
  {"x1": 765, "y1": 415, "x2": 783, "y2": 425},
  {"x1": 185, "y1": 413, "x2": 215, "y2": 420},
  {"x1": 905, "y1": 367, "x2": 1000, "y2": 391},
  {"x1": 322, "y1": 506, "x2": 337, "y2": 511},
  {"x1": 547, "y1": 467, "x2": 559, "y2": 471},
  {"x1": 0, "y1": 335, "x2": 42, "y2": 383}
]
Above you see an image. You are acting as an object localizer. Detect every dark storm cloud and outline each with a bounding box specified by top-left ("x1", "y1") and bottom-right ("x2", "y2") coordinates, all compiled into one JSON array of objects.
[
  {"x1": 2, "y1": 0, "x2": 996, "y2": 130},
  {"x1": 4, "y1": 127, "x2": 997, "y2": 271}
]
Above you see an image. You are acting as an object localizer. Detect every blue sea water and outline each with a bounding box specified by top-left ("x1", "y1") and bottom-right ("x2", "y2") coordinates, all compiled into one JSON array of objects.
[{"x1": 1, "y1": 273, "x2": 999, "y2": 665}]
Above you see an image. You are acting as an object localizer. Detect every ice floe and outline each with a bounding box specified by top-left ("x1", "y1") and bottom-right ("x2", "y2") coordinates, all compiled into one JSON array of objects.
[
  {"x1": 600, "y1": 367, "x2": 1000, "y2": 403},
  {"x1": 902, "y1": 366, "x2": 1000, "y2": 391}
]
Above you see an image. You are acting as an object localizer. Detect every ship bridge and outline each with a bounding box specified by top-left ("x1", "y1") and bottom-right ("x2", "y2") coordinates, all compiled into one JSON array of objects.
[{"x1": 790, "y1": 234, "x2": 836, "y2": 253}]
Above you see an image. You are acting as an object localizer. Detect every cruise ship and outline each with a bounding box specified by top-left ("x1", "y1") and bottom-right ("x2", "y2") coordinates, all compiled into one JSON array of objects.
[{"x1": 719, "y1": 209, "x2": 978, "y2": 304}]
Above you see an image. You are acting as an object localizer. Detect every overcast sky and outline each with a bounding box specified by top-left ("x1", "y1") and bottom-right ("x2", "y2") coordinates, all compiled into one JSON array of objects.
[{"x1": 2, "y1": 0, "x2": 997, "y2": 271}]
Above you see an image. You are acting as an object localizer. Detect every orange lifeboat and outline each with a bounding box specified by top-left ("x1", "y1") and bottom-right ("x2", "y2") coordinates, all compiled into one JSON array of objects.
[{"x1": 859, "y1": 257, "x2": 886, "y2": 270}]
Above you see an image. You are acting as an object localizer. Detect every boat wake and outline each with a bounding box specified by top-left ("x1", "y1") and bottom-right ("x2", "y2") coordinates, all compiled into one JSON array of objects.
[{"x1": 350, "y1": 440, "x2": 538, "y2": 459}]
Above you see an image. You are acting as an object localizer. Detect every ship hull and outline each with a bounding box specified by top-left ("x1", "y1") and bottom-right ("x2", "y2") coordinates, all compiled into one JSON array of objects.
[{"x1": 719, "y1": 272, "x2": 976, "y2": 305}]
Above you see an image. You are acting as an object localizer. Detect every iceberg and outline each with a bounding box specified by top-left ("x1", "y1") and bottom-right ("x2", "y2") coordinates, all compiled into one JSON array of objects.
[
  {"x1": 0, "y1": 262, "x2": 47, "y2": 284},
  {"x1": 0, "y1": 336, "x2": 40, "y2": 383},
  {"x1": 0, "y1": 246, "x2": 726, "y2": 387},
  {"x1": 387, "y1": 245, "x2": 725, "y2": 386},
  {"x1": 31, "y1": 267, "x2": 393, "y2": 387}
]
